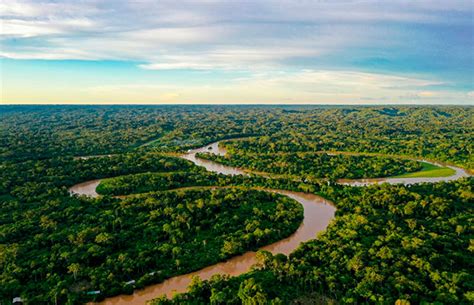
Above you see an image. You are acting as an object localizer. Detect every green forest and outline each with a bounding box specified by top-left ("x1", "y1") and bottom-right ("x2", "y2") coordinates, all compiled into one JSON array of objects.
[
  {"x1": 153, "y1": 179, "x2": 473, "y2": 305},
  {"x1": 196, "y1": 151, "x2": 423, "y2": 179},
  {"x1": 1, "y1": 105, "x2": 473, "y2": 169},
  {"x1": 0, "y1": 105, "x2": 473, "y2": 305},
  {"x1": 2, "y1": 184, "x2": 302, "y2": 304}
]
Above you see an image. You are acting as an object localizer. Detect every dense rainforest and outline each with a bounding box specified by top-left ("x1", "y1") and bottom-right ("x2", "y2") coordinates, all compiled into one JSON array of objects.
[
  {"x1": 153, "y1": 178, "x2": 473, "y2": 305},
  {"x1": 0, "y1": 105, "x2": 472, "y2": 305},
  {"x1": 1, "y1": 105, "x2": 472, "y2": 169},
  {"x1": 2, "y1": 184, "x2": 302, "y2": 304},
  {"x1": 196, "y1": 151, "x2": 423, "y2": 179}
]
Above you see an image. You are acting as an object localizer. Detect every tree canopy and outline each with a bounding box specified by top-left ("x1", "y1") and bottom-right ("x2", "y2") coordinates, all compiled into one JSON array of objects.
[{"x1": 0, "y1": 105, "x2": 472, "y2": 304}]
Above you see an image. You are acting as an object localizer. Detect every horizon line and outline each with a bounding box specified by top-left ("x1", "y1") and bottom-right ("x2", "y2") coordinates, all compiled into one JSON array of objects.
[{"x1": 1, "y1": 103, "x2": 473, "y2": 107}]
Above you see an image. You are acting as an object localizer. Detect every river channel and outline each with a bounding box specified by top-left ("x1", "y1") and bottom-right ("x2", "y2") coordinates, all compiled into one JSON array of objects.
[{"x1": 68, "y1": 140, "x2": 469, "y2": 304}]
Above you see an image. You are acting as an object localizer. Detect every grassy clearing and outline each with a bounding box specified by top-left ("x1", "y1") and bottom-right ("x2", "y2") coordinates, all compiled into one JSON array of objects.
[{"x1": 394, "y1": 162, "x2": 455, "y2": 178}]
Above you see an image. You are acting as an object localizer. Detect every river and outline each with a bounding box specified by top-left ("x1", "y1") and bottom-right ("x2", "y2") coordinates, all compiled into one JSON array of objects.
[
  {"x1": 338, "y1": 161, "x2": 469, "y2": 186},
  {"x1": 68, "y1": 140, "x2": 470, "y2": 304}
]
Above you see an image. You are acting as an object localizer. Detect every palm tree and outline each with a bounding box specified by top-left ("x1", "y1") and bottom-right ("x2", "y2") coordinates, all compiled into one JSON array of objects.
[{"x1": 68, "y1": 263, "x2": 80, "y2": 280}]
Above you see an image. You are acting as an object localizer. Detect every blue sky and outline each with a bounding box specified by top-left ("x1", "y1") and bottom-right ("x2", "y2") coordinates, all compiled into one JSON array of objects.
[{"x1": 1, "y1": 0, "x2": 473, "y2": 104}]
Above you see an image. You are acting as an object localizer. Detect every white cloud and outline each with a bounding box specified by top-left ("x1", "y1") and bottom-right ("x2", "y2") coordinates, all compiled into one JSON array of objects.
[
  {"x1": 139, "y1": 46, "x2": 322, "y2": 70},
  {"x1": 1, "y1": 0, "x2": 471, "y2": 64},
  {"x1": 1, "y1": 18, "x2": 97, "y2": 38},
  {"x1": 123, "y1": 26, "x2": 227, "y2": 45},
  {"x1": 0, "y1": 1, "x2": 102, "y2": 18},
  {"x1": 0, "y1": 48, "x2": 95, "y2": 60},
  {"x1": 76, "y1": 70, "x2": 465, "y2": 105},
  {"x1": 244, "y1": 70, "x2": 443, "y2": 92},
  {"x1": 1, "y1": 0, "x2": 472, "y2": 105},
  {"x1": 0, "y1": 1, "x2": 41, "y2": 17},
  {"x1": 1, "y1": 19, "x2": 63, "y2": 37}
]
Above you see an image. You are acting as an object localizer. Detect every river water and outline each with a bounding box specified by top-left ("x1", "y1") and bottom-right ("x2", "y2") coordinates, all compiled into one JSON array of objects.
[
  {"x1": 68, "y1": 140, "x2": 469, "y2": 304},
  {"x1": 69, "y1": 179, "x2": 101, "y2": 197},
  {"x1": 339, "y1": 160, "x2": 469, "y2": 186}
]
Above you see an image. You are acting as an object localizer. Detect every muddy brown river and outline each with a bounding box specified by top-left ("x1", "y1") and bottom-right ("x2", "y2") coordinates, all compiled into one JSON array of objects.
[{"x1": 68, "y1": 140, "x2": 470, "y2": 304}]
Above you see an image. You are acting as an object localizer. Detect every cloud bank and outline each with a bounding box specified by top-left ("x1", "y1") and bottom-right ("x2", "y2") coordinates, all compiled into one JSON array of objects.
[{"x1": 1, "y1": 0, "x2": 473, "y2": 104}]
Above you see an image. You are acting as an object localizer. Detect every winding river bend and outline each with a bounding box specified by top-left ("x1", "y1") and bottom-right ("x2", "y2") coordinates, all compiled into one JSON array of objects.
[{"x1": 69, "y1": 140, "x2": 470, "y2": 304}]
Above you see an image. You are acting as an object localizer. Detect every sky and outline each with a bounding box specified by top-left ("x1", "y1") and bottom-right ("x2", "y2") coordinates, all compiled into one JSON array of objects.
[{"x1": 1, "y1": 0, "x2": 473, "y2": 105}]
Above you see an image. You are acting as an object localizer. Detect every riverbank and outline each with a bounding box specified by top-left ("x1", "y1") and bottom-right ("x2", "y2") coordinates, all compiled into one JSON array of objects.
[{"x1": 68, "y1": 140, "x2": 471, "y2": 305}]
